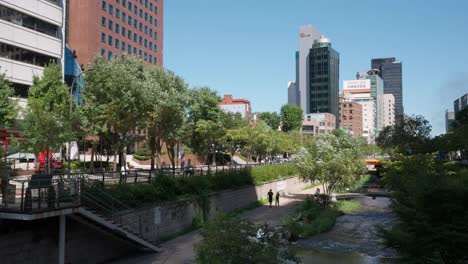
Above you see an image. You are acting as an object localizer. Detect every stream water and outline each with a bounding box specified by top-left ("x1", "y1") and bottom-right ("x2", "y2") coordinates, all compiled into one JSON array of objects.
[{"x1": 296, "y1": 197, "x2": 399, "y2": 263}]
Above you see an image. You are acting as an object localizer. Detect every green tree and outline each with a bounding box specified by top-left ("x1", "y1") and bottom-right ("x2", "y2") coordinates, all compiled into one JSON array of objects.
[
  {"x1": 260, "y1": 112, "x2": 280, "y2": 130},
  {"x1": 22, "y1": 64, "x2": 74, "y2": 173},
  {"x1": 379, "y1": 155, "x2": 468, "y2": 263},
  {"x1": 295, "y1": 130, "x2": 367, "y2": 196},
  {"x1": 84, "y1": 55, "x2": 147, "y2": 170},
  {"x1": 0, "y1": 70, "x2": 16, "y2": 126},
  {"x1": 376, "y1": 115, "x2": 432, "y2": 155},
  {"x1": 280, "y1": 104, "x2": 303, "y2": 132},
  {"x1": 144, "y1": 67, "x2": 189, "y2": 169},
  {"x1": 195, "y1": 214, "x2": 300, "y2": 264},
  {"x1": 187, "y1": 87, "x2": 224, "y2": 165}
]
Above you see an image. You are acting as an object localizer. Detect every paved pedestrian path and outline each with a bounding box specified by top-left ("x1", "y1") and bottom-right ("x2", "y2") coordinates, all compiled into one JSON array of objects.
[{"x1": 111, "y1": 185, "x2": 321, "y2": 264}]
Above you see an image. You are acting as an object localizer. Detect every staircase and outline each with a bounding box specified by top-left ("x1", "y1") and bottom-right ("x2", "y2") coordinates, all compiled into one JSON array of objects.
[{"x1": 77, "y1": 180, "x2": 160, "y2": 252}]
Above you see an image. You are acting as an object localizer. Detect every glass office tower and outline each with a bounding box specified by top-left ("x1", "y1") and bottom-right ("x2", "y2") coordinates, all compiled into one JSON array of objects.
[
  {"x1": 371, "y1": 57, "x2": 403, "y2": 124},
  {"x1": 309, "y1": 36, "x2": 340, "y2": 119}
]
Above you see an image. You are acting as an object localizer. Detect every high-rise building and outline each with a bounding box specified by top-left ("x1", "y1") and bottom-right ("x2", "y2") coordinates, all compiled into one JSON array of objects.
[
  {"x1": 295, "y1": 24, "x2": 322, "y2": 113},
  {"x1": 371, "y1": 57, "x2": 403, "y2": 123},
  {"x1": 219, "y1": 94, "x2": 251, "y2": 119},
  {"x1": 309, "y1": 36, "x2": 340, "y2": 118},
  {"x1": 366, "y1": 70, "x2": 385, "y2": 131},
  {"x1": 454, "y1": 93, "x2": 468, "y2": 113},
  {"x1": 287, "y1": 81, "x2": 299, "y2": 106},
  {"x1": 445, "y1": 110, "x2": 455, "y2": 133},
  {"x1": 68, "y1": 0, "x2": 163, "y2": 67},
  {"x1": 383, "y1": 94, "x2": 395, "y2": 127},
  {"x1": 339, "y1": 100, "x2": 363, "y2": 137},
  {"x1": 342, "y1": 79, "x2": 375, "y2": 143},
  {"x1": 0, "y1": 0, "x2": 66, "y2": 98}
]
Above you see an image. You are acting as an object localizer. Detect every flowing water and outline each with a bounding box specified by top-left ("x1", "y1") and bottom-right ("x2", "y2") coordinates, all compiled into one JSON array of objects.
[{"x1": 296, "y1": 196, "x2": 399, "y2": 263}]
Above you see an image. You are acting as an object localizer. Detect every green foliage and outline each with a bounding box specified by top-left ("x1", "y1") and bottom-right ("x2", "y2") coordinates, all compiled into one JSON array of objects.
[
  {"x1": 285, "y1": 198, "x2": 361, "y2": 239},
  {"x1": 295, "y1": 130, "x2": 367, "y2": 196},
  {"x1": 379, "y1": 155, "x2": 468, "y2": 263},
  {"x1": 195, "y1": 214, "x2": 300, "y2": 264},
  {"x1": 144, "y1": 67, "x2": 189, "y2": 169},
  {"x1": 64, "y1": 161, "x2": 113, "y2": 170},
  {"x1": 186, "y1": 87, "x2": 224, "y2": 164},
  {"x1": 22, "y1": 64, "x2": 74, "y2": 172},
  {"x1": 83, "y1": 55, "x2": 147, "y2": 169},
  {"x1": 0, "y1": 70, "x2": 16, "y2": 126},
  {"x1": 259, "y1": 112, "x2": 281, "y2": 130},
  {"x1": 376, "y1": 115, "x2": 432, "y2": 155},
  {"x1": 100, "y1": 164, "x2": 298, "y2": 206},
  {"x1": 250, "y1": 163, "x2": 298, "y2": 185},
  {"x1": 280, "y1": 104, "x2": 303, "y2": 132}
]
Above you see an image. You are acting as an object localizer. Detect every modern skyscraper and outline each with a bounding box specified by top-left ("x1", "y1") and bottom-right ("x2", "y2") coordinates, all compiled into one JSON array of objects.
[
  {"x1": 371, "y1": 57, "x2": 403, "y2": 123},
  {"x1": 68, "y1": 0, "x2": 163, "y2": 67},
  {"x1": 287, "y1": 81, "x2": 299, "y2": 106},
  {"x1": 309, "y1": 36, "x2": 340, "y2": 118},
  {"x1": 454, "y1": 93, "x2": 468, "y2": 113},
  {"x1": 383, "y1": 94, "x2": 395, "y2": 127},
  {"x1": 445, "y1": 110, "x2": 455, "y2": 133},
  {"x1": 366, "y1": 69, "x2": 385, "y2": 131},
  {"x1": 295, "y1": 24, "x2": 322, "y2": 113},
  {"x1": 0, "y1": 0, "x2": 66, "y2": 97}
]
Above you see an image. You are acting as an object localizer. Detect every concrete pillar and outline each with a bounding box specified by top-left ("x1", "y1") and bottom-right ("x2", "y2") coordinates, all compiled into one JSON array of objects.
[{"x1": 59, "y1": 215, "x2": 66, "y2": 264}]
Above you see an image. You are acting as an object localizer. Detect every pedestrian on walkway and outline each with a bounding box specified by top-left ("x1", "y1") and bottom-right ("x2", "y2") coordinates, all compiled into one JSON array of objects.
[
  {"x1": 267, "y1": 189, "x2": 274, "y2": 208},
  {"x1": 275, "y1": 192, "x2": 280, "y2": 206}
]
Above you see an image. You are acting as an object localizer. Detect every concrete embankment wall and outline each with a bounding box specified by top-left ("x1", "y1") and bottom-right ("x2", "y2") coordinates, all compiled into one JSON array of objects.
[{"x1": 119, "y1": 176, "x2": 309, "y2": 242}]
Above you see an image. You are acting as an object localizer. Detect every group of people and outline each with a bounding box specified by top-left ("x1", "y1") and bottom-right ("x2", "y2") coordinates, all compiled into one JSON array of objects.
[
  {"x1": 267, "y1": 189, "x2": 280, "y2": 208},
  {"x1": 256, "y1": 223, "x2": 271, "y2": 242}
]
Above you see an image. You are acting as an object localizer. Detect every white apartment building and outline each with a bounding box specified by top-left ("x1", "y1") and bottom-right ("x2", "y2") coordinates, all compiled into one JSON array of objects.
[
  {"x1": 383, "y1": 93, "x2": 395, "y2": 127},
  {"x1": 0, "y1": 0, "x2": 66, "y2": 100}
]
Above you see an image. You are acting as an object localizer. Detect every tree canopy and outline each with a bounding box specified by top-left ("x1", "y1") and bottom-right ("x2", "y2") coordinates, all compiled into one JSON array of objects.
[
  {"x1": 0, "y1": 70, "x2": 16, "y2": 126},
  {"x1": 280, "y1": 104, "x2": 303, "y2": 132},
  {"x1": 376, "y1": 115, "x2": 432, "y2": 155},
  {"x1": 260, "y1": 112, "x2": 280, "y2": 130},
  {"x1": 295, "y1": 130, "x2": 367, "y2": 195}
]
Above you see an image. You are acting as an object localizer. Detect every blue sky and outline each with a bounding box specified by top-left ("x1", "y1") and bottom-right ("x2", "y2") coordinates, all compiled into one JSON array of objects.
[{"x1": 163, "y1": 0, "x2": 468, "y2": 136}]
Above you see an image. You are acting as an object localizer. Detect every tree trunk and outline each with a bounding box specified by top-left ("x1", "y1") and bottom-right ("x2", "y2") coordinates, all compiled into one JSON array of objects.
[
  {"x1": 150, "y1": 148, "x2": 155, "y2": 170},
  {"x1": 45, "y1": 147, "x2": 50, "y2": 174}
]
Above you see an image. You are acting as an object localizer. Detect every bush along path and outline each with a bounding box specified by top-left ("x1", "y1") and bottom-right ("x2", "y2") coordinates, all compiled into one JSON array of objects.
[{"x1": 110, "y1": 184, "x2": 323, "y2": 264}]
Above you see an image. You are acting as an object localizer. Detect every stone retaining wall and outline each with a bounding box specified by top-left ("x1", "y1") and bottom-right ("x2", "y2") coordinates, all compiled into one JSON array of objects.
[{"x1": 118, "y1": 176, "x2": 309, "y2": 242}]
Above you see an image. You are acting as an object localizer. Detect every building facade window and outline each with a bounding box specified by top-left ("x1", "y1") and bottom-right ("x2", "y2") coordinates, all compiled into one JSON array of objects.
[
  {"x1": 133, "y1": 33, "x2": 137, "y2": 42},
  {"x1": 101, "y1": 32, "x2": 106, "y2": 42},
  {"x1": 127, "y1": 44, "x2": 131, "y2": 53},
  {"x1": 139, "y1": 9, "x2": 143, "y2": 18},
  {"x1": 108, "y1": 20, "x2": 113, "y2": 30},
  {"x1": 102, "y1": 1, "x2": 106, "y2": 10},
  {"x1": 128, "y1": 1, "x2": 132, "y2": 11},
  {"x1": 0, "y1": 5, "x2": 59, "y2": 38},
  {"x1": 133, "y1": 19, "x2": 137, "y2": 28},
  {"x1": 115, "y1": 39, "x2": 120, "y2": 48},
  {"x1": 133, "y1": 6, "x2": 137, "y2": 14},
  {"x1": 144, "y1": 12, "x2": 148, "y2": 21},
  {"x1": 101, "y1": 48, "x2": 105, "y2": 57},
  {"x1": 133, "y1": 47, "x2": 137, "y2": 54},
  {"x1": 144, "y1": 39, "x2": 147, "y2": 48},
  {"x1": 144, "y1": 25, "x2": 147, "y2": 34},
  {"x1": 122, "y1": 41, "x2": 126, "y2": 51},
  {"x1": 0, "y1": 42, "x2": 58, "y2": 67},
  {"x1": 150, "y1": 3, "x2": 153, "y2": 11},
  {"x1": 122, "y1": 26, "x2": 126, "y2": 36},
  {"x1": 149, "y1": 28, "x2": 153, "y2": 37},
  {"x1": 109, "y1": 4, "x2": 113, "y2": 15},
  {"x1": 115, "y1": 23, "x2": 120, "y2": 33},
  {"x1": 108, "y1": 51, "x2": 112, "y2": 60},
  {"x1": 122, "y1": 0, "x2": 126, "y2": 6},
  {"x1": 122, "y1": 12, "x2": 126, "y2": 22},
  {"x1": 101, "y1": 17, "x2": 106, "y2": 26},
  {"x1": 138, "y1": 49, "x2": 142, "y2": 57},
  {"x1": 128, "y1": 16, "x2": 132, "y2": 25},
  {"x1": 128, "y1": 30, "x2": 131, "y2": 39},
  {"x1": 116, "y1": 8, "x2": 120, "y2": 18},
  {"x1": 108, "y1": 35, "x2": 113, "y2": 45},
  {"x1": 139, "y1": 36, "x2": 142, "y2": 45},
  {"x1": 139, "y1": 22, "x2": 142, "y2": 31}
]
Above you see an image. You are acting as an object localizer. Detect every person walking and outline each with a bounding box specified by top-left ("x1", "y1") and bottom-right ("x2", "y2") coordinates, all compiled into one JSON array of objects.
[
  {"x1": 267, "y1": 189, "x2": 274, "y2": 208},
  {"x1": 275, "y1": 192, "x2": 280, "y2": 206}
]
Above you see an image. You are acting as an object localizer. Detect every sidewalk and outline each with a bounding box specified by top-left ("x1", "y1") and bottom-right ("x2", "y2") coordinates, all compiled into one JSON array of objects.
[{"x1": 111, "y1": 186, "x2": 320, "y2": 264}]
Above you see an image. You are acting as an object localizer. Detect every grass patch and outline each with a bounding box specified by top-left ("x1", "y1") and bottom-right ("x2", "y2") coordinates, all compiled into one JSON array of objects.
[{"x1": 284, "y1": 197, "x2": 361, "y2": 239}]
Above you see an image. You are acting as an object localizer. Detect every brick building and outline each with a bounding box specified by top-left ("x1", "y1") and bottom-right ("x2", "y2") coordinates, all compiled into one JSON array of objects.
[
  {"x1": 219, "y1": 94, "x2": 252, "y2": 119},
  {"x1": 339, "y1": 101, "x2": 363, "y2": 137},
  {"x1": 68, "y1": 0, "x2": 163, "y2": 67}
]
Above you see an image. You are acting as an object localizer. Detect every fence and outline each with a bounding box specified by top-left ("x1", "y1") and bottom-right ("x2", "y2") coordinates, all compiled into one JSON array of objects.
[{"x1": 0, "y1": 163, "x2": 283, "y2": 214}]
